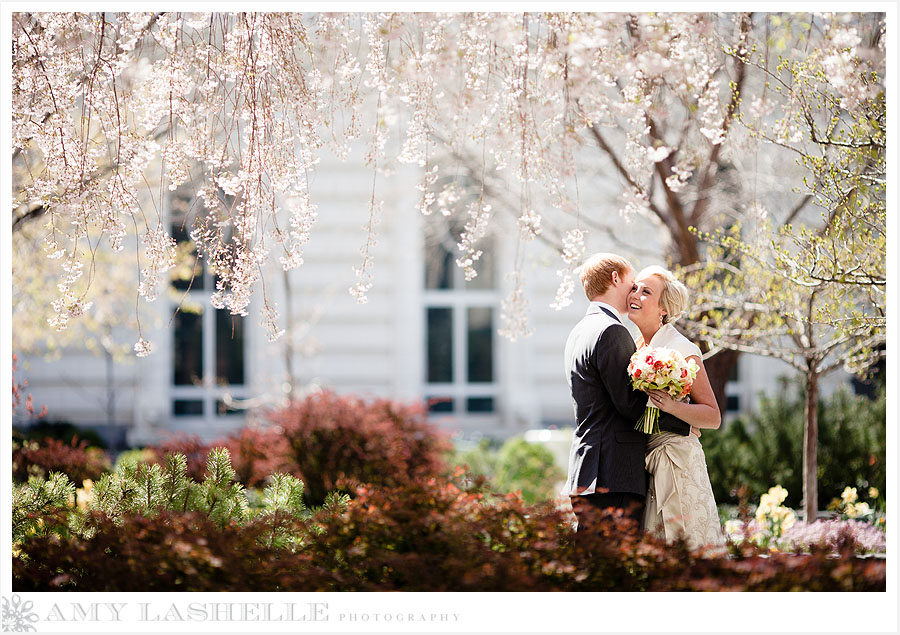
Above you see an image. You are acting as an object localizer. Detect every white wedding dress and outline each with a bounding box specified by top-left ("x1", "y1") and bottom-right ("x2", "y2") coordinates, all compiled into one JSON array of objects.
[{"x1": 638, "y1": 323, "x2": 725, "y2": 551}]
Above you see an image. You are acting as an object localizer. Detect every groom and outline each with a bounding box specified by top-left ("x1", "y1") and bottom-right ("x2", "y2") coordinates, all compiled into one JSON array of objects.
[{"x1": 562, "y1": 253, "x2": 694, "y2": 532}]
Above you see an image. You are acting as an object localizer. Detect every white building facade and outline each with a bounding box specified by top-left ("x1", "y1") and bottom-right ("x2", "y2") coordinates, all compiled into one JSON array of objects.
[{"x1": 14, "y1": 151, "x2": 846, "y2": 448}]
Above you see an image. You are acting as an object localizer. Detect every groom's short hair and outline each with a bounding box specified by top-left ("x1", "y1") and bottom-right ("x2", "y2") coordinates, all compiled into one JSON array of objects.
[{"x1": 579, "y1": 253, "x2": 633, "y2": 300}]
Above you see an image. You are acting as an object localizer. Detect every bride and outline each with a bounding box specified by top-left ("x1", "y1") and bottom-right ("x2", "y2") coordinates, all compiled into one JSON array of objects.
[{"x1": 626, "y1": 265, "x2": 725, "y2": 551}]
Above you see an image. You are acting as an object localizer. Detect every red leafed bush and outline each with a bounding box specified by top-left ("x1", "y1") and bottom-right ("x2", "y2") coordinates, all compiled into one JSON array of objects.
[
  {"x1": 12, "y1": 511, "x2": 335, "y2": 592},
  {"x1": 146, "y1": 392, "x2": 449, "y2": 502},
  {"x1": 266, "y1": 391, "x2": 452, "y2": 506},
  {"x1": 148, "y1": 435, "x2": 212, "y2": 481},
  {"x1": 148, "y1": 429, "x2": 293, "y2": 486},
  {"x1": 220, "y1": 426, "x2": 293, "y2": 488},
  {"x1": 12, "y1": 436, "x2": 110, "y2": 484},
  {"x1": 12, "y1": 474, "x2": 886, "y2": 592}
]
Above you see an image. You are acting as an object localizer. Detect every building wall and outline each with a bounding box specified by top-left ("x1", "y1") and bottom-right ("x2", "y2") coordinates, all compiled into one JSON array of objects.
[{"x1": 14, "y1": 152, "x2": 854, "y2": 447}]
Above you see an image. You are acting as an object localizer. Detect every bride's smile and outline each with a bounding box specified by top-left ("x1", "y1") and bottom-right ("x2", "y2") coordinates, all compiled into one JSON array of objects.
[{"x1": 627, "y1": 276, "x2": 667, "y2": 340}]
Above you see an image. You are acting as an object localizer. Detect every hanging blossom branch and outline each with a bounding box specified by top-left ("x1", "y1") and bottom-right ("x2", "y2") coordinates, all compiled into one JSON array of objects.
[
  {"x1": 11, "y1": 12, "x2": 885, "y2": 354},
  {"x1": 349, "y1": 14, "x2": 391, "y2": 304}
]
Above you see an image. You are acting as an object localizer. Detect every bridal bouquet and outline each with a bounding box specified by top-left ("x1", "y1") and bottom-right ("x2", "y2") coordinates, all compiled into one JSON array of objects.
[{"x1": 627, "y1": 346, "x2": 700, "y2": 434}]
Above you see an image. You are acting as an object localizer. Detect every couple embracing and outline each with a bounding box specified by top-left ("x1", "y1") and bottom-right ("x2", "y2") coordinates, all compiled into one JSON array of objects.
[{"x1": 562, "y1": 253, "x2": 725, "y2": 550}]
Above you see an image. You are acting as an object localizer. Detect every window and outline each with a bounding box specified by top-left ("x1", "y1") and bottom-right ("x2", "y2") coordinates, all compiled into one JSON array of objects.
[
  {"x1": 423, "y1": 219, "x2": 499, "y2": 417},
  {"x1": 169, "y1": 189, "x2": 246, "y2": 424},
  {"x1": 725, "y1": 358, "x2": 740, "y2": 412}
]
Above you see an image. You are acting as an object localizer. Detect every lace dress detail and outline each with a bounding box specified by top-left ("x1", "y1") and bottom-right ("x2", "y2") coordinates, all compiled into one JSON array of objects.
[
  {"x1": 643, "y1": 432, "x2": 725, "y2": 550},
  {"x1": 638, "y1": 324, "x2": 724, "y2": 551}
]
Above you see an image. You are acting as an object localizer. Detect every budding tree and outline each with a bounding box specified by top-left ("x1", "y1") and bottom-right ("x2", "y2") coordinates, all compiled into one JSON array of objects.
[{"x1": 681, "y1": 12, "x2": 886, "y2": 521}]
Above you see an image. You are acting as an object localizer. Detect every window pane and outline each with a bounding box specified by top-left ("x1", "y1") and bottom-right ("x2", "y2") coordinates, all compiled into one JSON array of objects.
[
  {"x1": 173, "y1": 399, "x2": 204, "y2": 416},
  {"x1": 427, "y1": 397, "x2": 454, "y2": 413},
  {"x1": 216, "y1": 310, "x2": 245, "y2": 385},
  {"x1": 173, "y1": 310, "x2": 203, "y2": 385},
  {"x1": 427, "y1": 307, "x2": 453, "y2": 383},
  {"x1": 726, "y1": 395, "x2": 740, "y2": 412},
  {"x1": 466, "y1": 397, "x2": 494, "y2": 413},
  {"x1": 425, "y1": 244, "x2": 454, "y2": 290},
  {"x1": 467, "y1": 307, "x2": 493, "y2": 383},
  {"x1": 170, "y1": 222, "x2": 204, "y2": 291}
]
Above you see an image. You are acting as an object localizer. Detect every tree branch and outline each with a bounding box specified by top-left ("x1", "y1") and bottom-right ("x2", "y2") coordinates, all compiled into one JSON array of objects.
[
  {"x1": 688, "y1": 12, "x2": 751, "y2": 228},
  {"x1": 12, "y1": 204, "x2": 46, "y2": 233},
  {"x1": 585, "y1": 123, "x2": 679, "y2": 239}
]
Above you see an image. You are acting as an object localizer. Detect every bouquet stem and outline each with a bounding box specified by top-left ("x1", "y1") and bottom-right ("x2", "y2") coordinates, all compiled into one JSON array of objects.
[{"x1": 635, "y1": 406, "x2": 661, "y2": 434}]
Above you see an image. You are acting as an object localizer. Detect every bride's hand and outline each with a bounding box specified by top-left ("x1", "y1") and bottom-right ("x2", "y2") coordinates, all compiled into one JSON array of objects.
[{"x1": 647, "y1": 389, "x2": 677, "y2": 414}]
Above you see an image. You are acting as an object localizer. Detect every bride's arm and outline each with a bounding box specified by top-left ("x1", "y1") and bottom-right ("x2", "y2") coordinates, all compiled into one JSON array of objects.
[{"x1": 647, "y1": 355, "x2": 721, "y2": 429}]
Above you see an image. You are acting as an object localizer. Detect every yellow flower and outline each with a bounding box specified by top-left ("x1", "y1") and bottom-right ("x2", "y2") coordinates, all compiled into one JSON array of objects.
[
  {"x1": 755, "y1": 501, "x2": 773, "y2": 523},
  {"x1": 768, "y1": 485, "x2": 789, "y2": 505},
  {"x1": 75, "y1": 480, "x2": 95, "y2": 511},
  {"x1": 779, "y1": 508, "x2": 797, "y2": 532},
  {"x1": 841, "y1": 486, "x2": 858, "y2": 505},
  {"x1": 847, "y1": 502, "x2": 871, "y2": 519},
  {"x1": 868, "y1": 487, "x2": 879, "y2": 500},
  {"x1": 723, "y1": 519, "x2": 744, "y2": 536}
]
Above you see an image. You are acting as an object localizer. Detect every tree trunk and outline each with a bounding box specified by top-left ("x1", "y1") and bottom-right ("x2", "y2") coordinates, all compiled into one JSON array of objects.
[
  {"x1": 282, "y1": 269, "x2": 296, "y2": 401},
  {"x1": 701, "y1": 348, "x2": 741, "y2": 416},
  {"x1": 802, "y1": 366, "x2": 819, "y2": 523}
]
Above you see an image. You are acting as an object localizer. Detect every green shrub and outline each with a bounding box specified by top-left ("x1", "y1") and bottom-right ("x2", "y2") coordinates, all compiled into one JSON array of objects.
[
  {"x1": 704, "y1": 379, "x2": 886, "y2": 509},
  {"x1": 12, "y1": 472, "x2": 75, "y2": 544},
  {"x1": 449, "y1": 436, "x2": 564, "y2": 504},
  {"x1": 111, "y1": 447, "x2": 156, "y2": 473}
]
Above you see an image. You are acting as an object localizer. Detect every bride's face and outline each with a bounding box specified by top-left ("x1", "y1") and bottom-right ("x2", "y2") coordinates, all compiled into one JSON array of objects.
[{"x1": 627, "y1": 275, "x2": 667, "y2": 328}]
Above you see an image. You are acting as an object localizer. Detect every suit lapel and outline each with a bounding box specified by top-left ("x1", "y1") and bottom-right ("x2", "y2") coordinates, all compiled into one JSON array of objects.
[{"x1": 599, "y1": 306, "x2": 622, "y2": 324}]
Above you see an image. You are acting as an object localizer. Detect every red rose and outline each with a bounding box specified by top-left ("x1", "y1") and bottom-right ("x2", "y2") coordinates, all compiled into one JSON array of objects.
[
  {"x1": 653, "y1": 360, "x2": 664, "y2": 370},
  {"x1": 634, "y1": 369, "x2": 642, "y2": 378},
  {"x1": 681, "y1": 368, "x2": 688, "y2": 378},
  {"x1": 646, "y1": 355, "x2": 654, "y2": 364}
]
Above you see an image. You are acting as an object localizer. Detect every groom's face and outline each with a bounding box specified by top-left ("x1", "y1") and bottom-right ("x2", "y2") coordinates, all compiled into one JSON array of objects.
[{"x1": 614, "y1": 267, "x2": 636, "y2": 313}]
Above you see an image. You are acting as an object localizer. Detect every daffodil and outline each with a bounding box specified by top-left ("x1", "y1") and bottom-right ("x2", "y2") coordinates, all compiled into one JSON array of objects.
[
  {"x1": 847, "y1": 501, "x2": 871, "y2": 519},
  {"x1": 841, "y1": 486, "x2": 858, "y2": 505},
  {"x1": 768, "y1": 485, "x2": 789, "y2": 506},
  {"x1": 723, "y1": 519, "x2": 744, "y2": 537}
]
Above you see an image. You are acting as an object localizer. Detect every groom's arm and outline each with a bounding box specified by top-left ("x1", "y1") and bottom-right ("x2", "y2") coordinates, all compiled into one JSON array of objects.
[
  {"x1": 658, "y1": 409, "x2": 693, "y2": 436},
  {"x1": 595, "y1": 325, "x2": 647, "y2": 421}
]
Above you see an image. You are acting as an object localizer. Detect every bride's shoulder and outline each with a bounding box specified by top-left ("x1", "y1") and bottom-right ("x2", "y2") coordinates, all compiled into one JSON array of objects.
[{"x1": 669, "y1": 325, "x2": 702, "y2": 359}]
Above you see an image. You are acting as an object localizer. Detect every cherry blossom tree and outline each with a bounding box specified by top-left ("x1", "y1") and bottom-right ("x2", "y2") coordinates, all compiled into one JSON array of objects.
[{"x1": 11, "y1": 10, "x2": 886, "y2": 401}]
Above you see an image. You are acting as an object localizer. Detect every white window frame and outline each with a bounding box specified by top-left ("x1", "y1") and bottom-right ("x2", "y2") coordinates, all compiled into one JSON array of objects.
[
  {"x1": 423, "y1": 248, "x2": 500, "y2": 424},
  {"x1": 168, "y1": 205, "x2": 247, "y2": 430}
]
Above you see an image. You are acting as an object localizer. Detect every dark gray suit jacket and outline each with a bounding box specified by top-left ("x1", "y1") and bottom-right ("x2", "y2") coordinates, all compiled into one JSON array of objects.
[{"x1": 561, "y1": 303, "x2": 691, "y2": 497}]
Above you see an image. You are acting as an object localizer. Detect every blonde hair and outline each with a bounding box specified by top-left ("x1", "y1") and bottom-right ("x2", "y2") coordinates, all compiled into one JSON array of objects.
[
  {"x1": 579, "y1": 253, "x2": 633, "y2": 300},
  {"x1": 635, "y1": 265, "x2": 689, "y2": 324}
]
